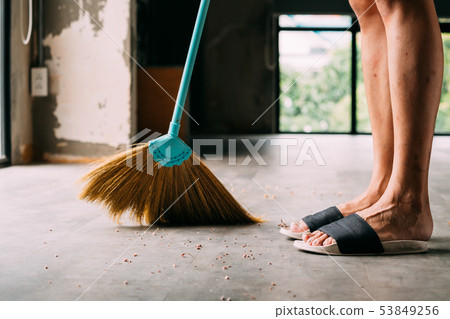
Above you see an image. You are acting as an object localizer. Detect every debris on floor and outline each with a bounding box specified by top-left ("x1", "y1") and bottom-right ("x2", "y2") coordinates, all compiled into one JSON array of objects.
[{"x1": 277, "y1": 219, "x2": 288, "y2": 228}]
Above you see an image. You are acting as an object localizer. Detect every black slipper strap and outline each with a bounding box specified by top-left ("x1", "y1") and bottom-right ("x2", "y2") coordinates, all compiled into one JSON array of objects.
[
  {"x1": 318, "y1": 214, "x2": 384, "y2": 254},
  {"x1": 303, "y1": 206, "x2": 343, "y2": 232}
]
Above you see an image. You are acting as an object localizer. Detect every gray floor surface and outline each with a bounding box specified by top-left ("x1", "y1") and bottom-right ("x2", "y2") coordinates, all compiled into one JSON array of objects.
[{"x1": 0, "y1": 135, "x2": 449, "y2": 301}]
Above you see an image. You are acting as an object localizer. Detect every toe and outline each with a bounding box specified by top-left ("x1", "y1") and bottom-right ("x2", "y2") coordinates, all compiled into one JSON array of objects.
[
  {"x1": 303, "y1": 230, "x2": 320, "y2": 242},
  {"x1": 302, "y1": 231, "x2": 313, "y2": 241},
  {"x1": 290, "y1": 220, "x2": 309, "y2": 233},
  {"x1": 312, "y1": 233, "x2": 329, "y2": 246},
  {"x1": 302, "y1": 232, "x2": 311, "y2": 241},
  {"x1": 305, "y1": 231, "x2": 323, "y2": 245},
  {"x1": 323, "y1": 237, "x2": 337, "y2": 246}
]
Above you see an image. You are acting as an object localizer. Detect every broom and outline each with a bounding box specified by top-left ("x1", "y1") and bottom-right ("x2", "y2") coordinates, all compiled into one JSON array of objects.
[{"x1": 79, "y1": 0, "x2": 261, "y2": 225}]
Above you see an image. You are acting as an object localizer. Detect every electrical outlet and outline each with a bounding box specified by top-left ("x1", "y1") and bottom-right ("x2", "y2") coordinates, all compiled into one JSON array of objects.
[{"x1": 31, "y1": 67, "x2": 48, "y2": 97}]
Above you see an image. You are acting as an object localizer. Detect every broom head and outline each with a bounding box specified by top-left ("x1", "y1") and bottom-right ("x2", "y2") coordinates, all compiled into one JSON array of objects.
[{"x1": 79, "y1": 143, "x2": 262, "y2": 225}]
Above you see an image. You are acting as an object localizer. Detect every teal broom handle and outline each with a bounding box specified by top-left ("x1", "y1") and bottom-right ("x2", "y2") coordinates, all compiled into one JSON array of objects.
[{"x1": 168, "y1": 0, "x2": 210, "y2": 137}]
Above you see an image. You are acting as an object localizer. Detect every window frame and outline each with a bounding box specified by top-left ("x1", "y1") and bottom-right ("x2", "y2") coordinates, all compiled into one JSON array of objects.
[
  {"x1": 0, "y1": 0, "x2": 10, "y2": 167},
  {"x1": 275, "y1": 15, "x2": 450, "y2": 136}
]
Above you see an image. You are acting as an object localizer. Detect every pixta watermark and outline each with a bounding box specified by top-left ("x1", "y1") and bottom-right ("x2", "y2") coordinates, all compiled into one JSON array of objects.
[{"x1": 125, "y1": 129, "x2": 326, "y2": 175}]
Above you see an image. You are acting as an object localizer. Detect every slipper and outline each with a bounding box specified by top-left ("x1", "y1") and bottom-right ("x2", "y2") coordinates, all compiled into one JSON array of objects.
[
  {"x1": 293, "y1": 214, "x2": 428, "y2": 255},
  {"x1": 279, "y1": 206, "x2": 343, "y2": 240},
  {"x1": 279, "y1": 227, "x2": 305, "y2": 240}
]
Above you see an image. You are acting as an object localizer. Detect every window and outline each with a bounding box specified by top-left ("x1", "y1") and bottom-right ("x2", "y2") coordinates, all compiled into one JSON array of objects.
[
  {"x1": 277, "y1": 15, "x2": 357, "y2": 133},
  {"x1": 277, "y1": 14, "x2": 450, "y2": 134}
]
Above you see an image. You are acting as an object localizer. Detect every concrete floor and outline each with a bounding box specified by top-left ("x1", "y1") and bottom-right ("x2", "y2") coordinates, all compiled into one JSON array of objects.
[{"x1": 1, "y1": 135, "x2": 450, "y2": 301}]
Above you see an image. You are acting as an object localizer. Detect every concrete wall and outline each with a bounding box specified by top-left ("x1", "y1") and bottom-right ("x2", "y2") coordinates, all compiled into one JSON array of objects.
[
  {"x1": 191, "y1": 0, "x2": 276, "y2": 135},
  {"x1": 10, "y1": 0, "x2": 33, "y2": 164},
  {"x1": 32, "y1": 0, "x2": 136, "y2": 162}
]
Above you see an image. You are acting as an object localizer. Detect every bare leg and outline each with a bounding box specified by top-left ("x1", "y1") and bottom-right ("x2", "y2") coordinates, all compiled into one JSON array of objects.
[
  {"x1": 307, "y1": 0, "x2": 443, "y2": 246},
  {"x1": 293, "y1": 0, "x2": 393, "y2": 234}
]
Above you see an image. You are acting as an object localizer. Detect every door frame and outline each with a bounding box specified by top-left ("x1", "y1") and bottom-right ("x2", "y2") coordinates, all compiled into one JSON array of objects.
[{"x1": 0, "y1": 0, "x2": 11, "y2": 167}]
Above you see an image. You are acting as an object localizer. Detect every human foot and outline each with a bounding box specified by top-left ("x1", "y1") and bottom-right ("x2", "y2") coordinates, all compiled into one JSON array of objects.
[
  {"x1": 291, "y1": 187, "x2": 386, "y2": 237},
  {"x1": 302, "y1": 189, "x2": 433, "y2": 247}
]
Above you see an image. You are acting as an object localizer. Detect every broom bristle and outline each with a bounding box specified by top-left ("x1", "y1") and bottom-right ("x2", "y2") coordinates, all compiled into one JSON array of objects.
[
  {"x1": 79, "y1": 146, "x2": 262, "y2": 225},
  {"x1": 79, "y1": 144, "x2": 157, "y2": 223}
]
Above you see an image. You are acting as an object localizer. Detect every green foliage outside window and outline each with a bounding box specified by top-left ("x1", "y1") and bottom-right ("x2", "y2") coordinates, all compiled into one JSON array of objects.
[
  {"x1": 279, "y1": 38, "x2": 351, "y2": 133},
  {"x1": 436, "y1": 33, "x2": 450, "y2": 133},
  {"x1": 280, "y1": 33, "x2": 450, "y2": 133}
]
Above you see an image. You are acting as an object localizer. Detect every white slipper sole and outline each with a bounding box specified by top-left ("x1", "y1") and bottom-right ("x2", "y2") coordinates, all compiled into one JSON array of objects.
[
  {"x1": 279, "y1": 227, "x2": 308, "y2": 240},
  {"x1": 293, "y1": 240, "x2": 428, "y2": 256}
]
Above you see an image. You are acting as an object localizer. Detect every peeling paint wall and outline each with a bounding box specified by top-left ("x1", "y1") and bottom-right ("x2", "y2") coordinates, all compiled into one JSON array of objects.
[{"x1": 33, "y1": 0, "x2": 136, "y2": 160}]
